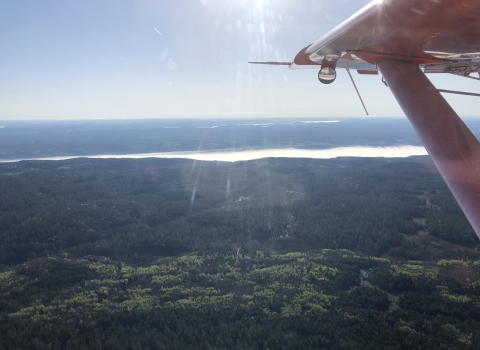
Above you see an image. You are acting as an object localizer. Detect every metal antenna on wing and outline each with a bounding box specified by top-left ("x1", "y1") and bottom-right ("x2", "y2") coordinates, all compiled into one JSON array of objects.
[{"x1": 341, "y1": 53, "x2": 369, "y2": 115}]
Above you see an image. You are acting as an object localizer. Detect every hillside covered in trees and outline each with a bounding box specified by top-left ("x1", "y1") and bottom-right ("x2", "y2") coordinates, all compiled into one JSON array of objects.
[{"x1": 1, "y1": 156, "x2": 480, "y2": 349}]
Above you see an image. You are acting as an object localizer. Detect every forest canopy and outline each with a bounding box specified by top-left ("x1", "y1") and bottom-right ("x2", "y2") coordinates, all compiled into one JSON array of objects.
[{"x1": 0, "y1": 157, "x2": 479, "y2": 349}]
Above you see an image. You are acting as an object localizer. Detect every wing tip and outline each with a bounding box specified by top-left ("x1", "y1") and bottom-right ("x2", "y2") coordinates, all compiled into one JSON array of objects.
[{"x1": 248, "y1": 61, "x2": 292, "y2": 66}]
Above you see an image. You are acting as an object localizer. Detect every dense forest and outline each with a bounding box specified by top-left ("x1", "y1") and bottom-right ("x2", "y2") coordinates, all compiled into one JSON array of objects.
[{"x1": 1, "y1": 156, "x2": 480, "y2": 349}]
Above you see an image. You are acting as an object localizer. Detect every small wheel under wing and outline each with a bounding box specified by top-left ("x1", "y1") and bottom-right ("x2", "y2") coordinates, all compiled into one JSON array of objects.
[{"x1": 318, "y1": 67, "x2": 336, "y2": 84}]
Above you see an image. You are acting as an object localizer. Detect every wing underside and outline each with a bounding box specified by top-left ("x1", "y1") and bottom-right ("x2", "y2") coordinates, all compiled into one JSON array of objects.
[
  {"x1": 292, "y1": 0, "x2": 480, "y2": 238},
  {"x1": 299, "y1": 0, "x2": 480, "y2": 66}
]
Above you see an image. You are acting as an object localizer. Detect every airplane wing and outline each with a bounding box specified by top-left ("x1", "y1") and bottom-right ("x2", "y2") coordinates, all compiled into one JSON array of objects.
[
  {"x1": 294, "y1": 0, "x2": 480, "y2": 67},
  {"x1": 255, "y1": 0, "x2": 480, "y2": 239}
]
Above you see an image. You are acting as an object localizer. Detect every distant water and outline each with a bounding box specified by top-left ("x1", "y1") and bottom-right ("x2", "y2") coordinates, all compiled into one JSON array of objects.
[
  {"x1": 0, "y1": 146, "x2": 427, "y2": 163},
  {"x1": 1, "y1": 117, "x2": 479, "y2": 161}
]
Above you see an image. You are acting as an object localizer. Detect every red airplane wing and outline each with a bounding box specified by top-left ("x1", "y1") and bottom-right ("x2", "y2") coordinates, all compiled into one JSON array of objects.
[
  {"x1": 295, "y1": 0, "x2": 480, "y2": 66},
  {"x1": 293, "y1": 0, "x2": 480, "y2": 239}
]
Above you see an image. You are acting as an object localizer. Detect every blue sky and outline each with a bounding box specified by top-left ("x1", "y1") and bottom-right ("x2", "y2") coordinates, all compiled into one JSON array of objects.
[{"x1": 0, "y1": 0, "x2": 478, "y2": 120}]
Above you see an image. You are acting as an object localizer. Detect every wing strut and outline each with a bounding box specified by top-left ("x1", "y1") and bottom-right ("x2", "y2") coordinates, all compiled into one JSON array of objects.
[
  {"x1": 378, "y1": 60, "x2": 480, "y2": 238},
  {"x1": 342, "y1": 54, "x2": 369, "y2": 115},
  {"x1": 438, "y1": 89, "x2": 480, "y2": 97},
  {"x1": 448, "y1": 73, "x2": 480, "y2": 82}
]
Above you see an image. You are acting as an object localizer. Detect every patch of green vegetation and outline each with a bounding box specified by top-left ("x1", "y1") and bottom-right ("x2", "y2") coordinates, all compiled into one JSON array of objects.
[
  {"x1": 1, "y1": 248, "x2": 480, "y2": 349},
  {"x1": 437, "y1": 259, "x2": 470, "y2": 267}
]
